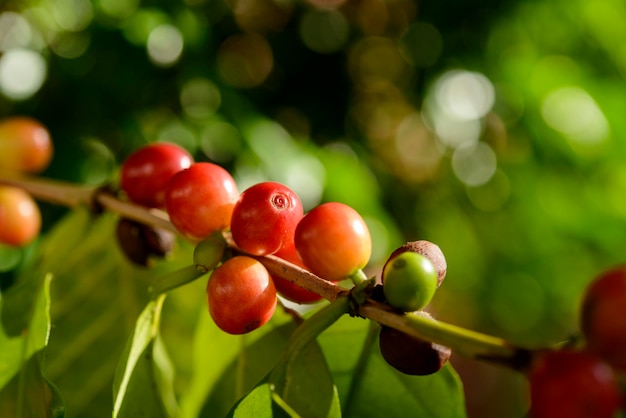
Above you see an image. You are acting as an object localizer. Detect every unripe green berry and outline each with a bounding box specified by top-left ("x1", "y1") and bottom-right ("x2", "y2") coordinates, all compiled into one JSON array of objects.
[
  {"x1": 382, "y1": 252, "x2": 437, "y2": 312},
  {"x1": 194, "y1": 233, "x2": 226, "y2": 272},
  {"x1": 383, "y1": 240, "x2": 447, "y2": 287}
]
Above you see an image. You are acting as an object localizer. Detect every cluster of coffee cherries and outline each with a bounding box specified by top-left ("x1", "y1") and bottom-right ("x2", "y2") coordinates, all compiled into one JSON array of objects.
[
  {"x1": 0, "y1": 116, "x2": 53, "y2": 247},
  {"x1": 119, "y1": 142, "x2": 451, "y2": 375},
  {"x1": 528, "y1": 266, "x2": 626, "y2": 418},
  {"x1": 119, "y1": 142, "x2": 371, "y2": 329}
]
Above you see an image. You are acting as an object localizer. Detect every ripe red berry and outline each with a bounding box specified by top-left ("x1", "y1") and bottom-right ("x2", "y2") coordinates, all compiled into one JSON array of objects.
[
  {"x1": 294, "y1": 202, "x2": 372, "y2": 281},
  {"x1": 165, "y1": 162, "x2": 239, "y2": 241},
  {"x1": 379, "y1": 324, "x2": 451, "y2": 376},
  {"x1": 0, "y1": 116, "x2": 53, "y2": 173},
  {"x1": 580, "y1": 266, "x2": 626, "y2": 371},
  {"x1": 120, "y1": 142, "x2": 193, "y2": 208},
  {"x1": 206, "y1": 256, "x2": 277, "y2": 334},
  {"x1": 0, "y1": 186, "x2": 41, "y2": 246},
  {"x1": 231, "y1": 181, "x2": 303, "y2": 256},
  {"x1": 272, "y1": 242, "x2": 323, "y2": 304},
  {"x1": 529, "y1": 349, "x2": 621, "y2": 418}
]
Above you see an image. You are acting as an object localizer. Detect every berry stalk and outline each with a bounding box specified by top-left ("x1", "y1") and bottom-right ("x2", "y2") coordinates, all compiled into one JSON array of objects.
[{"x1": 0, "y1": 171, "x2": 532, "y2": 371}]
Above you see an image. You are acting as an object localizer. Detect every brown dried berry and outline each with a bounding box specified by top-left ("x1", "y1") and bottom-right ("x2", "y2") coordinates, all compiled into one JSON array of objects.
[
  {"x1": 382, "y1": 240, "x2": 447, "y2": 287},
  {"x1": 379, "y1": 322, "x2": 451, "y2": 376},
  {"x1": 142, "y1": 223, "x2": 175, "y2": 257},
  {"x1": 116, "y1": 218, "x2": 175, "y2": 266},
  {"x1": 116, "y1": 218, "x2": 149, "y2": 266}
]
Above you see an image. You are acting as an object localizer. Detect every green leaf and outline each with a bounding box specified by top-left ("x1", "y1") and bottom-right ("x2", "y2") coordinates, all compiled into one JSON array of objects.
[
  {"x1": 268, "y1": 339, "x2": 342, "y2": 418},
  {"x1": 319, "y1": 317, "x2": 467, "y2": 418},
  {"x1": 189, "y1": 309, "x2": 296, "y2": 418},
  {"x1": 0, "y1": 351, "x2": 65, "y2": 418},
  {"x1": 0, "y1": 274, "x2": 52, "y2": 389},
  {"x1": 112, "y1": 295, "x2": 178, "y2": 418},
  {"x1": 0, "y1": 274, "x2": 65, "y2": 417},
  {"x1": 26, "y1": 209, "x2": 187, "y2": 416},
  {"x1": 1, "y1": 208, "x2": 91, "y2": 336},
  {"x1": 226, "y1": 383, "x2": 276, "y2": 418}
]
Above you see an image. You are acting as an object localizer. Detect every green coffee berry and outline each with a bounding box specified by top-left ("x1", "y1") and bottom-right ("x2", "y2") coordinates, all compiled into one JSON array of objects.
[{"x1": 382, "y1": 251, "x2": 437, "y2": 312}]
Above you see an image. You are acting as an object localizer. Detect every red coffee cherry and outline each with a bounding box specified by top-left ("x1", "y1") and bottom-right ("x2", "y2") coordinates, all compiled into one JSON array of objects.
[
  {"x1": 529, "y1": 349, "x2": 621, "y2": 418},
  {"x1": 231, "y1": 181, "x2": 303, "y2": 256},
  {"x1": 0, "y1": 116, "x2": 53, "y2": 173},
  {"x1": 120, "y1": 142, "x2": 193, "y2": 208},
  {"x1": 165, "y1": 162, "x2": 239, "y2": 241},
  {"x1": 272, "y1": 242, "x2": 323, "y2": 304},
  {"x1": 379, "y1": 324, "x2": 451, "y2": 376},
  {"x1": 0, "y1": 186, "x2": 41, "y2": 246},
  {"x1": 580, "y1": 266, "x2": 626, "y2": 371},
  {"x1": 294, "y1": 202, "x2": 372, "y2": 281},
  {"x1": 206, "y1": 256, "x2": 277, "y2": 335}
]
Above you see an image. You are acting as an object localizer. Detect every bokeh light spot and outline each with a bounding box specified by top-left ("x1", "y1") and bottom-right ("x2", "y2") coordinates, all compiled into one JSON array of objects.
[
  {"x1": 180, "y1": 78, "x2": 221, "y2": 120},
  {"x1": 157, "y1": 121, "x2": 197, "y2": 153},
  {"x1": 435, "y1": 70, "x2": 495, "y2": 120},
  {"x1": 52, "y1": 0, "x2": 93, "y2": 32},
  {"x1": 0, "y1": 48, "x2": 47, "y2": 100},
  {"x1": 49, "y1": 31, "x2": 91, "y2": 59},
  {"x1": 299, "y1": 9, "x2": 349, "y2": 54},
  {"x1": 452, "y1": 142, "x2": 497, "y2": 186},
  {"x1": 400, "y1": 22, "x2": 443, "y2": 67},
  {"x1": 465, "y1": 169, "x2": 511, "y2": 212},
  {"x1": 217, "y1": 33, "x2": 274, "y2": 88},
  {"x1": 0, "y1": 12, "x2": 32, "y2": 52},
  {"x1": 394, "y1": 113, "x2": 443, "y2": 180},
  {"x1": 200, "y1": 120, "x2": 242, "y2": 163},
  {"x1": 147, "y1": 24, "x2": 184, "y2": 67},
  {"x1": 541, "y1": 86, "x2": 609, "y2": 145}
]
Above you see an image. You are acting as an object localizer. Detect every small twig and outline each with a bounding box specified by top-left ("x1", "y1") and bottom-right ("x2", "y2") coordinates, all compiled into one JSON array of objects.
[
  {"x1": 0, "y1": 171, "x2": 534, "y2": 371},
  {"x1": 0, "y1": 170, "x2": 177, "y2": 233}
]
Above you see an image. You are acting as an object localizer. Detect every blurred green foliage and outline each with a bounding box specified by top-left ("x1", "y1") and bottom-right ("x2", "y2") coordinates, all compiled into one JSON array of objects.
[{"x1": 3, "y1": 0, "x2": 626, "y2": 416}]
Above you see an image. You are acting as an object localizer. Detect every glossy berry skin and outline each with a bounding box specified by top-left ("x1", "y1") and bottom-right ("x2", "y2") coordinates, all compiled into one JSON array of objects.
[
  {"x1": 383, "y1": 241, "x2": 447, "y2": 288},
  {"x1": 0, "y1": 186, "x2": 41, "y2": 246},
  {"x1": 294, "y1": 202, "x2": 371, "y2": 281},
  {"x1": 379, "y1": 324, "x2": 451, "y2": 376},
  {"x1": 0, "y1": 116, "x2": 53, "y2": 173},
  {"x1": 120, "y1": 142, "x2": 193, "y2": 208},
  {"x1": 382, "y1": 252, "x2": 437, "y2": 312},
  {"x1": 231, "y1": 182, "x2": 303, "y2": 256},
  {"x1": 165, "y1": 162, "x2": 239, "y2": 241},
  {"x1": 272, "y1": 242, "x2": 324, "y2": 304},
  {"x1": 580, "y1": 266, "x2": 626, "y2": 371},
  {"x1": 207, "y1": 256, "x2": 277, "y2": 335},
  {"x1": 529, "y1": 349, "x2": 621, "y2": 418}
]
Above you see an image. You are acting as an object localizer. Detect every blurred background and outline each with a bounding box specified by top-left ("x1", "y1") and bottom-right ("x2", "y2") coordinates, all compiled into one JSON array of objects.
[{"x1": 2, "y1": 0, "x2": 626, "y2": 416}]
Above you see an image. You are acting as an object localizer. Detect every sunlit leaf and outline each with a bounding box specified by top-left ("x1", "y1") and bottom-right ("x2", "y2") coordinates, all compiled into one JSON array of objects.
[
  {"x1": 0, "y1": 275, "x2": 64, "y2": 417},
  {"x1": 187, "y1": 308, "x2": 295, "y2": 418},
  {"x1": 112, "y1": 295, "x2": 177, "y2": 418},
  {"x1": 1, "y1": 208, "x2": 91, "y2": 336},
  {"x1": 318, "y1": 316, "x2": 466, "y2": 418}
]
